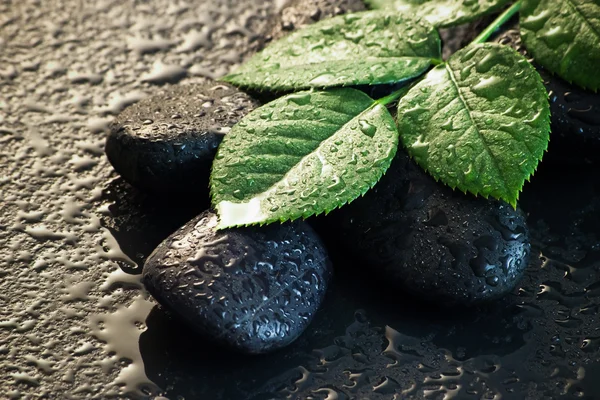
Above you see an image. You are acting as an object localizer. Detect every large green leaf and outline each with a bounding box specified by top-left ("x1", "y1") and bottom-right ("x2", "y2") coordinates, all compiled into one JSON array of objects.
[
  {"x1": 210, "y1": 88, "x2": 399, "y2": 229},
  {"x1": 221, "y1": 11, "x2": 441, "y2": 91},
  {"x1": 520, "y1": 0, "x2": 600, "y2": 91},
  {"x1": 365, "y1": 0, "x2": 512, "y2": 28},
  {"x1": 397, "y1": 43, "x2": 550, "y2": 207}
]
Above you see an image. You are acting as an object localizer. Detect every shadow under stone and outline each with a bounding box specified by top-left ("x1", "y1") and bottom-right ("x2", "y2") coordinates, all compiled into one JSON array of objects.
[
  {"x1": 99, "y1": 177, "x2": 207, "y2": 270},
  {"x1": 138, "y1": 283, "x2": 356, "y2": 400},
  {"x1": 138, "y1": 266, "x2": 532, "y2": 399}
]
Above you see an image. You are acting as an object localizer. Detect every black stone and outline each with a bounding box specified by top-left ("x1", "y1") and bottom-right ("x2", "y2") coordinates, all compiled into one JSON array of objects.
[
  {"x1": 494, "y1": 26, "x2": 600, "y2": 164},
  {"x1": 329, "y1": 151, "x2": 531, "y2": 306},
  {"x1": 142, "y1": 210, "x2": 332, "y2": 354},
  {"x1": 105, "y1": 82, "x2": 258, "y2": 195}
]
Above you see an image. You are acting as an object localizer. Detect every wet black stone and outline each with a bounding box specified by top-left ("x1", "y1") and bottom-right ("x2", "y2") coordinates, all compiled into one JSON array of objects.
[
  {"x1": 142, "y1": 210, "x2": 332, "y2": 354},
  {"x1": 329, "y1": 151, "x2": 531, "y2": 305},
  {"x1": 105, "y1": 82, "x2": 258, "y2": 195},
  {"x1": 494, "y1": 26, "x2": 600, "y2": 164}
]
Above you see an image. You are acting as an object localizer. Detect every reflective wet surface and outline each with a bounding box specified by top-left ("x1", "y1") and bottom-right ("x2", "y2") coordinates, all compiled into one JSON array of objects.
[{"x1": 1, "y1": 0, "x2": 600, "y2": 399}]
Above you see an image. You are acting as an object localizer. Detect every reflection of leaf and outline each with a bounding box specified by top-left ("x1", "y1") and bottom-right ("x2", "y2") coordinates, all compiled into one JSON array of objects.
[
  {"x1": 222, "y1": 11, "x2": 441, "y2": 91},
  {"x1": 365, "y1": 0, "x2": 512, "y2": 27},
  {"x1": 520, "y1": 0, "x2": 600, "y2": 91},
  {"x1": 210, "y1": 89, "x2": 399, "y2": 229},
  {"x1": 397, "y1": 43, "x2": 550, "y2": 207}
]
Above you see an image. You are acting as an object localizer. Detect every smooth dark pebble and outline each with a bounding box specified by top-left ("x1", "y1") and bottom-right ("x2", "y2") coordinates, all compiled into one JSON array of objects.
[
  {"x1": 142, "y1": 210, "x2": 332, "y2": 354},
  {"x1": 105, "y1": 82, "x2": 258, "y2": 195},
  {"x1": 494, "y1": 26, "x2": 600, "y2": 164},
  {"x1": 329, "y1": 150, "x2": 531, "y2": 306}
]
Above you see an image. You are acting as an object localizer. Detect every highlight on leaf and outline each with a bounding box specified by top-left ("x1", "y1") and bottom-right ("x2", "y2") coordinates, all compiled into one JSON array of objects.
[
  {"x1": 221, "y1": 11, "x2": 441, "y2": 91},
  {"x1": 396, "y1": 43, "x2": 550, "y2": 207},
  {"x1": 210, "y1": 88, "x2": 399, "y2": 229},
  {"x1": 364, "y1": 0, "x2": 512, "y2": 28}
]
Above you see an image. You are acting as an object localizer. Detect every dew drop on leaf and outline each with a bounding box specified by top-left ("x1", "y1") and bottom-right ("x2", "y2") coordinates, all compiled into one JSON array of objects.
[
  {"x1": 308, "y1": 73, "x2": 336, "y2": 86},
  {"x1": 358, "y1": 119, "x2": 377, "y2": 137},
  {"x1": 211, "y1": 88, "x2": 399, "y2": 228},
  {"x1": 287, "y1": 93, "x2": 312, "y2": 106}
]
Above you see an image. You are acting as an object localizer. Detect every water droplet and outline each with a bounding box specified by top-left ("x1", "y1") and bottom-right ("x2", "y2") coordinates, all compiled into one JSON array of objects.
[
  {"x1": 441, "y1": 119, "x2": 454, "y2": 131},
  {"x1": 327, "y1": 176, "x2": 345, "y2": 191},
  {"x1": 358, "y1": 120, "x2": 377, "y2": 137},
  {"x1": 521, "y1": 9, "x2": 551, "y2": 31},
  {"x1": 287, "y1": 93, "x2": 311, "y2": 106},
  {"x1": 343, "y1": 29, "x2": 364, "y2": 44},
  {"x1": 260, "y1": 110, "x2": 273, "y2": 120},
  {"x1": 486, "y1": 275, "x2": 500, "y2": 286},
  {"x1": 308, "y1": 73, "x2": 336, "y2": 86},
  {"x1": 233, "y1": 189, "x2": 244, "y2": 200}
]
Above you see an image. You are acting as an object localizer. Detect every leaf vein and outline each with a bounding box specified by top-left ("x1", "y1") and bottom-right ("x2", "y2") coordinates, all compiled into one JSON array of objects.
[
  {"x1": 564, "y1": 0, "x2": 600, "y2": 40},
  {"x1": 444, "y1": 64, "x2": 510, "y2": 194}
]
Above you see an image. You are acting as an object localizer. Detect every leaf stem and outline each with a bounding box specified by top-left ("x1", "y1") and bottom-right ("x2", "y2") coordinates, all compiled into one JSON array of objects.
[
  {"x1": 471, "y1": 1, "x2": 522, "y2": 45},
  {"x1": 376, "y1": 86, "x2": 410, "y2": 106}
]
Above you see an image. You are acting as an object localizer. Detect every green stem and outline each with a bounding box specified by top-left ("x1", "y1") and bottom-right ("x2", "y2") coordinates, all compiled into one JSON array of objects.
[
  {"x1": 376, "y1": 86, "x2": 410, "y2": 106},
  {"x1": 471, "y1": 1, "x2": 522, "y2": 45}
]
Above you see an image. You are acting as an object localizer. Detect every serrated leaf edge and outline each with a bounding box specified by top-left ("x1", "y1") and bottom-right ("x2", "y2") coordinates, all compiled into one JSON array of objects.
[
  {"x1": 221, "y1": 69, "x2": 432, "y2": 93},
  {"x1": 363, "y1": 0, "x2": 513, "y2": 28},
  {"x1": 210, "y1": 99, "x2": 399, "y2": 230},
  {"x1": 399, "y1": 42, "x2": 551, "y2": 209},
  {"x1": 220, "y1": 10, "x2": 441, "y2": 91}
]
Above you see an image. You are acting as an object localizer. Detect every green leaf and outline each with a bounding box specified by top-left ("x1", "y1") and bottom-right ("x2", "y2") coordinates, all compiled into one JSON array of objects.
[
  {"x1": 210, "y1": 88, "x2": 399, "y2": 229},
  {"x1": 222, "y1": 11, "x2": 441, "y2": 91},
  {"x1": 397, "y1": 43, "x2": 550, "y2": 207},
  {"x1": 364, "y1": 0, "x2": 512, "y2": 28},
  {"x1": 520, "y1": 0, "x2": 600, "y2": 91}
]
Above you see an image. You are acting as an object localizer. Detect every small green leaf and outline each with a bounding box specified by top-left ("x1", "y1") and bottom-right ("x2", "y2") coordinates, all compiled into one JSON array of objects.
[
  {"x1": 222, "y1": 11, "x2": 441, "y2": 91},
  {"x1": 520, "y1": 0, "x2": 600, "y2": 91},
  {"x1": 397, "y1": 43, "x2": 550, "y2": 207},
  {"x1": 364, "y1": 0, "x2": 512, "y2": 28},
  {"x1": 210, "y1": 88, "x2": 399, "y2": 229}
]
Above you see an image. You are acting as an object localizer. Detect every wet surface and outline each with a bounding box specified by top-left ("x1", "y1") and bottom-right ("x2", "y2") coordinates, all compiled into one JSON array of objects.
[
  {"x1": 105, "y1": 82, "x2": 258, "y2": 195},
  {"x1": 1, "y1": 0, "x2": 600, "y2": 399},
  {"x1": 142, "y1": 210, "x2": 332, "y2": 355}
]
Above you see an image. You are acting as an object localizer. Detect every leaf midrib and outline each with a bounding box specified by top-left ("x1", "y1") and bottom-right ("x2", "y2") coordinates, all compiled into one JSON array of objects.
[
  {"x1": 266, "y1": 103, "x2": 377, "y2": 190},
  {"x1": 220, "y1": 102, "x2": 378, "y2": 204},
  {"x1": 443, "y1": 63, "x2": 510, "y2": 195}
]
